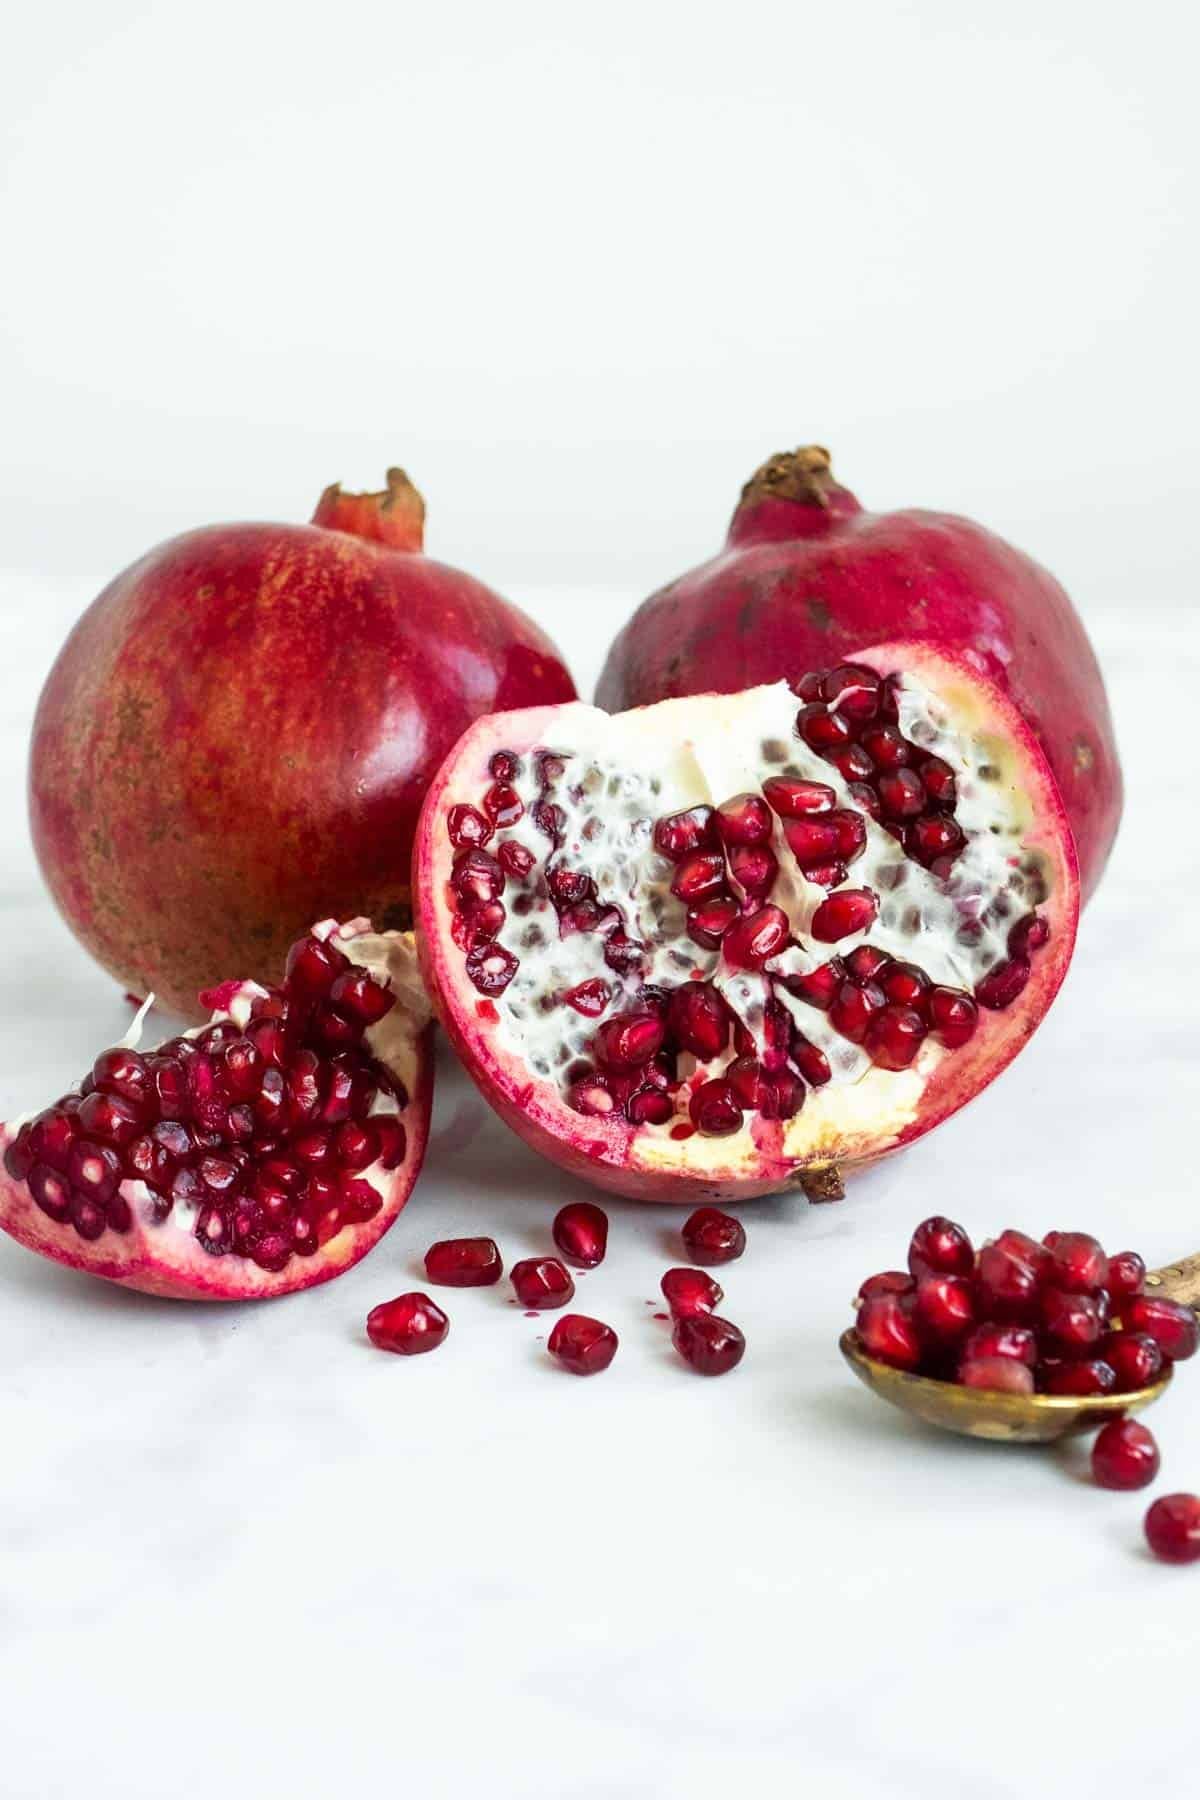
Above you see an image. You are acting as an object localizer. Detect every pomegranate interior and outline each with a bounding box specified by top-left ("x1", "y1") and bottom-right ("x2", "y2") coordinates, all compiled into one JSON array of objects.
[
  {"x1": 2, "y1": 923, "x2": 414, "y2": 1274},
  {"x1": 440, "y1": 662, "x2": 1062, "y2": 1145}
]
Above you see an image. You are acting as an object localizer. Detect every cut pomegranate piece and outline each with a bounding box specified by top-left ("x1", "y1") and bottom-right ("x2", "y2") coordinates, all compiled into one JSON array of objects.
[
  {"x1": 0, "y1": 921, "x2": 433, "y2": 1300},
  {"x1": 1144, "y1": 1494, "x2": 1200, "y2": 1564},
  {"x1": 510, "y1": 1257, "x2": 575, "y2": 1309},
  {"x1": 661, "y1": 1267, "x2": 724, "y2": 1317},
  {"x1": 1091, "y1": 1418, "x2": 1160, "y2": 1491},
  {"x1": 672, "y1": 1313, "x2": 746, "y2": 1376},
  {"x1": 552, "y1": 1201, "x2": 609, "y2": 1268},
  {"x1": 415, "y1": 643, "x2": 1078, "y2": 1203},
  {"x1": 681, "y1": 1207, "x2": 746, "y2": 1265},
  {"x1": 367, "y1": 1292, "x2": 449, "y2": 1355},
  {"x1": 547, "y1": 1313, "x2": 618, "y2": 1375},
  {"x1": 424, "y1": 1237, "x2": 503, "y2": 1286}
]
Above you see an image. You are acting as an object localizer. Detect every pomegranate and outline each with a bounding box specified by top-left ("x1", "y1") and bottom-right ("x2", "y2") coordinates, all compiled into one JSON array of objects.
[
  {"x1": 596, "y1": 445, "x2": 1121, "y2": 901},
  {"x1": 1092, "y1": 1418, "x2": 1160, "y2": 1491},
  {"x1": 31, "y1": 468, "x2": 575, "y2": 1018},
  {"x1": 672, "y1": 1313, "x2": 746, "y2": 1376},
  {"x1": 1144, "y1": 1494, "x2": 1200, "y2": 1564},
  {"x1": 414, "y1": 644, "x2": 1077, "y2": 1202},
  {"x1": 0, "y1": 919, "x2": 432, "y2": 1299},
  {"x1": 367, "y1": 1292, "x2": 450, "y2": 1355},
  {"x1": 547, "y1": 1313, "x2": 619, "y2": 1375}
]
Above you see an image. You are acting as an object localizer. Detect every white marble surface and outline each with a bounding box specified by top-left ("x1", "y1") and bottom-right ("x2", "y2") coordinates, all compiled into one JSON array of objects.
[{"x1": 1, "y1": 575, "x2": 1197, "y2": 1800}]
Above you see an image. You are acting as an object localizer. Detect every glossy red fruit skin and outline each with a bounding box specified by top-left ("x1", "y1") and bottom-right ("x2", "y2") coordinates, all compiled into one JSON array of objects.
[
  {"x1": 1145, "y1": 1494, "x2": 1200, "y2": 1564},
  {"x1": 595, "y1": 445, "x2": 1120, "y2": 901},
  {"x1": 510, "y1": 1257, "x2": 575, "y2": 1309},
  {"x1": 1091, "y1": 1418, "x2": 1160, "y2": 1491},
  {"x1": 552, "y1": 1202, "x2": 609, "y2": 1268},
  {"x1": 681, "y1": 1207, "x2": 746, "y2": 1266},
  {"x1": 547, "y1": 1313, "x2": 618, "y2": 1375},
  {"x1": 366, "y1": 1292, "x2": 449, "y2": 1355},
  {"x1": 30, "y1": 471, "x2": 575, "y2": 1017},
  {"x1": 672, "y1": 1313, "x2": 746, "y2": 1376},
  {"x1": 423, "y1": 1237, "x2": 503, "y2": 1287}
]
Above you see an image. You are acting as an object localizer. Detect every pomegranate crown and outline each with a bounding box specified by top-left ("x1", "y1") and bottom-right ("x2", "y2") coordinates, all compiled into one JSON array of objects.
[
  {"x1": 729, "y1": 445, "x2": 862, "y2": 546},
  {"x1": 312, "y1": 466, "x2": 426, "y2": 552}
]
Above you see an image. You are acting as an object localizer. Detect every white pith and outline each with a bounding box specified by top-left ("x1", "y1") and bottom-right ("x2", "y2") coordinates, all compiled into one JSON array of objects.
[{"x1": 450, "y1": 679, "x2": 1054, "y2": 1168}]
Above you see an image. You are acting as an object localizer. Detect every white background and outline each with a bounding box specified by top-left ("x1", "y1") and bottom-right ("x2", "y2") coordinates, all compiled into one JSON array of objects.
[{"x1": 2, "y1": 5, "x2": 1199, "y2": 1797}]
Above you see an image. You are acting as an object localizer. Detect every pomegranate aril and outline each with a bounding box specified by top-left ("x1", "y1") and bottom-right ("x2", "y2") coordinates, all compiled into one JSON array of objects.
[
  {"x1": 856, "y1": 1292, "x2": 921, "y2": 1371},
  {"x1": 796, "y1": 704, "x2": 852, "y2": 752},
  {"x1": 666, "y1": 983, "x2": 729, "y2": 1061},
  {"x1": 976, "y1": 1242, "x2": 1041, "y2": 1320},
  {"x1": 1106, "y1": 1250, "x2": 1146, "y2": 1299},
  {"x1": 860, "y1": 724, "x2": 911, "y2": 770},
  {"x1": 367, "y1": 1292, "x2": 449, "y2": 1355},
  {"x1": 828, "y1": 809, "x2": 867, "y2": 862},
  {"x1": 342, "y1": 1180, "x2": 383, "y2": 1224},
  {"x1": 1008, "y1": 912, "x2": 1050, "y2": 958},
  {"x1": 1120, "y1": 1294, "x2": 1199, "y2": 1362},
  {"x1": 920, "y1": 755, "x2": 957, "y2": 806},
  {"x1": 483, "y1": 783, "x2": 524, "y2": 827},
  {"x1": 913, "y1": 1275, "x2": 975, "y2": 1344},
  {"x1": 790, "y1": 1032, "x2": 831, "y2": 1087},
  {"x1": 686, "y1": 895, "x2": 739, "y2": 949},
  {"x1": 564, "y1": 978, "x2": 611, "y2": 1018},
  {"x1": 552, "y1": 1201, "x2": 609, "y2": 1268},
  {"x1": 670, "y1": 852, "x2": 728, "y2": 904},
  {"x1": 333, "y1": 1121, "x2": 379, "y2": 1170},
  {"x1": 785, "y1": 959, "x2": 844, "y2": 1011},
  {"x1": 422, "y1": 1236, "x2": 503, "y2": 1287},
  {"x1": 285, "y1": 933, "x2": 350, "y2": 998},
  {"x1": 762, "y1": 776, "x2": 835, "y2": 818},
  {"x1": 654, "y1": 805, "x2": 717, "y2": 862},
  {"x1": 865, "y1": 1004, "x2": 925, "y2": 1070},
  {"x1": 547, "y1": 1313, "x2": 618, "y2": 1375},
  {"x1": 29, "y1": 1164, "x2": 71, "y2": 1222},
  {"x1": 975, "y1": 955, "x2": 1031, "y2": 1010},
  {"x1": 661, "y1": 1266, "x2": 724, "y2": 1316},
  {"x1": 447, "y1": 803, "x2": 493, "y2": 849},
  {"x1": 27, "y1": 1109, "x2": 78, "y2": 1173},
  {"x1": 1144, "y1": 1494, "x2": 1200, "y2": 1564},
  {"x1": 568, "y1": 1073, "x2": 620, "y2": 1117},
  {"x1": 1041, "y1": 1359, "x2": 1116, "y2": 1396},
  {"x1": 373, "y1": 1117, "x2": 406, "y2": 1171},
  {"x1": 1092, "y1": 1418, "x2": 1160, "y2": 1491},
  {"x1": 782, "y1": 818, "x2": 839, "y2": 866},
  {"x1": 452, "y1": 847, "x2": 506, "y2": 908},
  {"x1": 962, "y1": 1323, "x2": 1037, "y2": 1366},
  {"x1": 3, "y1": 1130, "x2": 34, "y2": 1182},
  {"x1": 959, "y1": 1356, "x2": 1035, "y2": 1395},
  {"x1": 722, "y1": 904, "x2": 790, "y2": 969},
  {"x1": 857, "y1": 1270, "x2": 914, "y2": 1303},
  {"x1": 626, "y1": 1084, "x2": 674, "y2": 1125},
  {"x1": 810, "y1": 888, "x2": 878, "y2": 943},
  {"x1": 672, "y1": 1313, "x2": 745, "y2": 1376},
  {"x1": 76, "y1": 1090, "x2": 143, "y2": 1147},
  {"x1": 91, "y1": 1047, "x2": 151, "y2": 1111},
  {"x1": 791, "y1": 669, "x2": 824, "y2": 702},
  {"x1": 829, "y1": 978, "x2": 885, "y2": 1044},
  {"x1": 715, "y1": 792, "x2": 773, "y2": 846},
  {"x1": 594, "y1": 1011, "x2": 665, "y2": 1070},
  {"x1": 828, "y1": 743, "x2": 876, "y2": 783},
  {"x1": 847, "y1": 780, "x2": 882, "y2": 820},
  {"x1": 489, "y1": 749, "x2": 520, "y2": 781},
  {"x1": 728, "y1": 843, "x2": 779, "y2": 897},
  {"x1": 878, "y1": 768, "x2": 926, "y2": 820},
  {"x1": 1099, "y1": 1330, "x2": 1164, "y2": 1392},
  {"x1": 820, "y1": 661, "x2": 881, "y2": 718},
  {"x1": 1044, "y1": 1230, "x2": 1108, "y2": 1295},
  {"x1": 881, "y1": 961, "x2": 928, "y2": 1008},
  {"x1": 681, "y1": 1206, "x2": 745, "y2": 1265},
  {"x1": 905, "y1": 816, "x2": 965, "y2": 866},
  {"x1": 497, "y1": 840, "x2": 535, "y2": 880},
  {"x1": 926, "y1": 986, "x2": 978, "y2": 1049},
  {"x1": 1040, "y1": 1287, "x2": 1106, "y2": 1355},
  {"x1": 465, "y1": 941, "x2": 518, "y2": 996},
  {"x1": 546, "y1": 863, "x2": 592, "y2": 908},
  {"x1": 688, "y1": 1080, "x2": 743, "y2": 1137},
  {"x1": 328, "y1": 969, "x2": 395, "y2": 1026},
  {"x1": 510, "y1": 1256, "x2": 574, "y2": 1309}
]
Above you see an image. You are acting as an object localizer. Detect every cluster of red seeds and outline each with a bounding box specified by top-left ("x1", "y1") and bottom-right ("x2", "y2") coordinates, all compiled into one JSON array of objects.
[
  {"x1": 855, "y1": 1215, "x2": 1200, "y2": 1563},
  {"x1": 2, "y1": 934, "x2": 407, "y2": 1273},
  {"x1": 443, "y1": 663, "x2": 1051, "y2": 1140},
  {"x1": 365, "y1": 1203, "x2": 749, "y2": 1377}
]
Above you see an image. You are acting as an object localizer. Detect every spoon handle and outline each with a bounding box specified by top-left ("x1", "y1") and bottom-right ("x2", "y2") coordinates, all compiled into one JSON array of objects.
[{"x1": 1146, "y1": 1254, "x2": 1200, "y2": 1312}]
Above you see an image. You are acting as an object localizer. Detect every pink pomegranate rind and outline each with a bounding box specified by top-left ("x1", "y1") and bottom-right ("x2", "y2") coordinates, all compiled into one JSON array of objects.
[
  {"x1": 596, "y1": 446, "x2": 1120, "y2": 902},
  {"x1": 29, "y1": 469, "x2": 576, "y2": 1018},
  {"x1": 414, "y1": 641, "x2": 1078, "y2": 1202},
  {"x1": 0, "y1": 919, "x2": 432, "y2": 1300}
]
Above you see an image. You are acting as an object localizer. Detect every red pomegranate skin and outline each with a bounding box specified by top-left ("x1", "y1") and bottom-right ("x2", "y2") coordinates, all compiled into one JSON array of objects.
[
  {"x1": 596, "y1": 447, "x2": 1121, "y2": 901},
  {"x1": 30, "y1": 470, "x2": 576, "y2": 1016}
]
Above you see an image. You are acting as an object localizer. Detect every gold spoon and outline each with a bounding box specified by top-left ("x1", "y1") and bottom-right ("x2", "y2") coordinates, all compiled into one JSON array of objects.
[{"x1": 839, "y1": 1252, "x2": 1200, "y2": 1444}]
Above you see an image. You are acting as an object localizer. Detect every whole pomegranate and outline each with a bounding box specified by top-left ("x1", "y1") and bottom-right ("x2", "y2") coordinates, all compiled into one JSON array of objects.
[
  {"x1": 30, "y1": 468, "x2": 576, "y2": 1016},
  {"x1": 597, "y1": 446, "x2": 1121, "y2": 901},
  {"x1": 415, "y1": 643, "x2": 1078, "y2": 1203}
]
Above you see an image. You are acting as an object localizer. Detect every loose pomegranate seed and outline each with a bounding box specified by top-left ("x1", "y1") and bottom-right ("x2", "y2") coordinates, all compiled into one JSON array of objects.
[
  {"x1": 958, "y1": 1357, "x2": 1035, "y2": 1395},
  {"x1": 761, "y1": 776, "x2": 836, "y2": 817},
  {"x1": 1144, "y1": 1494, "x2": 1200, "y2": 1563},
  {"x1": 913, "y1": 1275, "x2": 975, "y2": 1345},
  {"x1": 424, "y1": 1237, "x2": 503, "y2": 1287},
  {"x1": 367, "y1": 1292, "x2": 449, "y2": 1355},
  {"x1": 856, "y1": 1292, "x2": 922, "y2": 1370},
  {"x1": 810, "y1": 888, "x2": 878, "y2": 943},
  {"x1": 722, "y1": 904, "x2": 790, "y2": 969},
  {"x1": 661, "y1": 1267, "x2": 724, "y2": 1316},
  {"x1": 926, "y1": 987, "x2": 978, "y2": 1048},
  {"x1": 594, "y1": 1012, "x2": 665, "y2": 1070},
  {"x1": 856, "y1": 1270, "x2": 914, "y2": 1303},
  {"x1": 1119, "y1": 1294, "x2": 1199, "y2": 1362},
  {"x1": 670, "y1": 852, "x2": 728, "y2": 904},
  {"x1": 1092, "y1": 1418, "x2": 1160, "y2": 1490},
  {"x1": 865, "y1": 1003, "x2": 926, "y2": 1070},
  {"x1": 1043, "y1": 1230, "x2": 1108, "y2": 1294},
  {"x1": 975, "y1": 955, "x2": 1031, "y2": 1010},
  {"x1": 1106, "y1": 1251, "x2": 1146, "y2": 1299},
  {"x1": 915, "y1": 1225, "x2": 982, "y2": 1304},
  {"x1": 715, "y1": 792, "x2": 773, "y2": 846},
  {"x1": 672, "y1": 1313, "x2": 745, "y2": 1376},
  {"x1": 1040, "y1": 1359, "x2": 1116, "y2": 1396},
  {"x1": 961, "y1": 1323, "x2": 1037, "y2": 1366},
  {"x1": 688, "y1": 1080, "x2": 743, "y2": 1136},
  {"x1": 1099, "y1": 1330, "x2": 1164, "y2": 1393},
  {"x1": 1039, "y1": 1287, "x2": 1106, "y2": 1354},
  {"x1": 552, "y1": 1201, "x2": 609, "y2": 1268},
  {"x1": 976, "y1": 1242, "x2": 1041, "y2": 1320},
  {"x1": 547, "y1": 1313, "x2": 618, "y2": 1375},
  {"x1": 682, "y1": 1206, "x2": 746, "y2": 1265},
  {"x1": 654, "y1": 805, "x2": 717, "y2": 861},
  {"x1": 510, "y1": 1257, "x2": 575, "y2": 1309}
]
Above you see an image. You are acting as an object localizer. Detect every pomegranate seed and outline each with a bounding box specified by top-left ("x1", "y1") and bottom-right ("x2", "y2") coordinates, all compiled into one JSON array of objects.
[
  {"x1": 666, "y1": 984, "x2": 729, "y2": 1060},
  {"x1": 1041, "y1": 1359, "x2": 1116, "y2": 1396},
  {"x1": 920, "y1": 755, "x2": 957, "y2": 805},
  {"x1": 672, "y1": 1313, "x2": 745, "y2": 1376},
  {"x1": 785, "y1": 959, "x2": 844, "y2": 1010},
  {"x1": 975, "y1": 955, "x2": 1031, "y2": 1010},
  {"x1": 1008, "y1": 912, "x2": 1050, "y2": 958},
  {"x1": 881, "y1": 962, "x2": 929, "y2": 1008},
  {"x1": 860, "y1": 724, "x2": 911, "y2": 770},
  {"x1": 91, "y1": 1047, "x2": 152, "y2": 1111},
  {"x1": 547, "y1": 1313, "x2": 618, "y2": 1375},
  {"x1": 727, "y1": 843, "x2": 779, "y2": 897},
  {"x1": 848, "y1": 780, "x2": 882, "y2": 820},
  {"x1": 688, "y1": 1079, "x2": 744, "y2": 1136},
  {"x1": 1040, "y1": 1287, "x2": 1106, "y2": 1354},
  {"x1": 976, "y1": 1242, "x2": 1041, "y2": 1320},
  {"x1": 790, "y1": 1033, "x2": 831, "y2": 1087},
  {"x1": 594, "y1": 1011, "x2": 665, "y2": 1070},
  {"x1": 913, "y1": 1275, "x2": 975, "y2": 1345},
  {"x1": 670, "y1": 852, "x2": 728, "y2": 904},
  {"x1": 828, "y1": 743, "x2": 876, "y2": 783},
  {"x1": 567, "y1": 1074, "x2": 620, "y2": 1117},
  {"x1": 67, "y1": 1140, "x2": 120, "y2": 1200},
  {"x1": 1092, "y1": 1418, "x2": 1160, "y2": 1491},
  {"x1": 829, "y1": 978, "x2": 885, "y2": 1044},
  {"x1": 29, "y1": 1164, "x2": 72, "y2": 1222},
  {"x1": 510, "y1": 1257, "x2": 575, "y2": 1309},
  {"x1": 654, "y1": 805, "x2": 718, "y2": 861},
  {"x1": 962, "y1": 1323, "x2": 1037, "y2": 1366},
  {"x1": 424, "y1": 1237, "x2": 503, "y2": 1287},
  {"x1": 926, "y1": 986, "x2": 978, "y2": 1048},
  {"x1": 796, "y1": 704, "x2": 853, "y2": 753},
  {"x1": 791, "y1": 669, "x2": 825, "y2": 702},
  {"x1": 820, "y1": 661, "x2": 881, "y2": 718},
  {"x1": 482, "y1": 782, "x2": 524, "y2": 827},
  {"x1": 1099, "y1": 1330, "x2": 1164, "y2": 1393},
  {"x1": 905, "y1": 816, "x2": 965, "y2": 865},
  {"x1": 722, "y1": 904, "x2": 790, "y2": 970},
  {"x1": 878, "y1": 768, "x2": 926, "y2": 819},
  {"x1": 856, "y1": 1293, "x2": 922, "y2": 1370},
  {"x1": 856, "y1": 1270, "x2": 914, "y2": 1303},
  {"x1": 452, "y1": 847, "x2": 506, "y2": 907},
  {"x1": 662, "y1": 1267, "x2": 724, "y2": 1316},
  {"x1": 1120, "y1": 1294, "x2": 1199, "y2": 1362},
  {"x1": 1106, "y1": 1251, "x2": 1146, "y2": 1299},
  {"x1": 447, "y1": 803, "x2": 493, "y2": 849},
  {"x1": 958, "y1": 1356, "x2": 1035, "y2": 1394},
  {"x1": 3, "y1": 1130, "x2": 34, "y2": 1182},
  {"x1": 795, "y1": 858, "x2": 849, "y2": 888},
  {"x1": 828, "y1": 809, "x2": 867, "y2": 862},
  {"x1": 761, "y1": 777, "x2": 835, "y2": 817},
  {"x1": 1144, "y1": 1494, "x2": 1200, "y2": 1563},
  {"x1": 810, "y1": 888, "x2": 878, "y2": 943},
  {"x1": 498, "y1": 840, "x2": 535, "y2": 880},
  {"x1": 546, "y1": 864, "x2": 592, "y2": 908},
  {"x1": 844, "y1": 945, "x2": 889, "y2": 983},
  {"x1": 367, "y1": 1293, "x2": 449, "y2": 1355},
  {"x1": 686, "y1": 895, "x2": 739, "y2": 949},
  {"x1": 489, "y1": 749, "x2": 520, "y2": 780},
  {"x1": 782, "y1": 817, "x2": 840, "y2": 865},
  {"x1": 865, "y1": 1004, "x2": 926, "y2": 1070},
  {"x1": 552, "y1": 1201, "x2": 609, "y2": 1268},
  {"x1": 682, "y1": 1206, "x2": 745, "y2": 1265},
  {"x1": 285, "y1": 933, "x2": 350, "y2": 996},
  {"x1": 1043, "y1": 1230, "x2": 1108, "y2": 1294},
  {"x1": 626, "y1": 1085, "x2": 674, "y2": 1125},
  {"x1": 465, "y1": 941, "x2": 518, "y2": 996},
  {"x1": 715, "y1": 792, "x2": 773, "y2": 846},
  {"x1": 563, "y1": 978, "x2": 611, "y2": 1018}
]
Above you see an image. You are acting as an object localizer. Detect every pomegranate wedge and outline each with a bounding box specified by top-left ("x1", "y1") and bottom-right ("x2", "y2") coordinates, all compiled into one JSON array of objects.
[
  {"x1": 0, "y1": 920, "x2": 432, "y2": 1298},
  {"x1": 415, "y1": 644, "x2": 1078, "y2": 1202}
]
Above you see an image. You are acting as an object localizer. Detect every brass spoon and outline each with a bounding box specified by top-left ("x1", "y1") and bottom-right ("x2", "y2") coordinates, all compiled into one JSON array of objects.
[{"x1": 840, "y1": 1252, "x2": 1200, "y2": 1444}]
